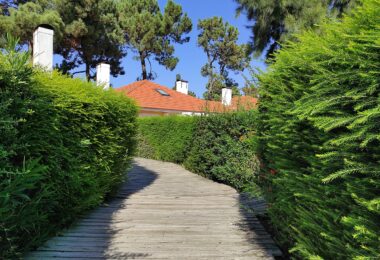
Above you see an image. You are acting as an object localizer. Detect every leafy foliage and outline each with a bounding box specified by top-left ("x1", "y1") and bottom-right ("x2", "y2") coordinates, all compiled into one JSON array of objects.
[
  {"x1": 118, "y1": 0, "x2": 192, "y2": 80},
  {"x1": 198, "y1": 17, "x2": 249, "y2": 100},
  {"x1": 137, "y1": 116, "x2": 196, "y2": 163},
  {"x1": 137, "y1": 111, "x2": 260, "y2": 193},
  {"x1": 235, "y1": 0, "x2": 357, "y2": 58},
  {"x1": 257, "y1": 0, "x2": 380, "y2": 258},
  {"x1": 184, "y1": 111, "x2": 260, "y2": 192},
  {"x1": 0, "y1": 40, "x2": 138, "y2": 258}
]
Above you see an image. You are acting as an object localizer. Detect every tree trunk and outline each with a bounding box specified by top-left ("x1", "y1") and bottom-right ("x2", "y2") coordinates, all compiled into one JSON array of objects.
[
  {"x1": 139, "y1": 51, "x2": 147, "y2": 80},
  {"x1": 85, "y1": 63, "x2": 91, "y2": 81}
]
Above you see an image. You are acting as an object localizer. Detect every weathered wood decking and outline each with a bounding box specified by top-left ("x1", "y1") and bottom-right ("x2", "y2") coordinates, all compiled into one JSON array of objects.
[{"x1": 27, "y1": 158, "x2": 281, "y2": 259}]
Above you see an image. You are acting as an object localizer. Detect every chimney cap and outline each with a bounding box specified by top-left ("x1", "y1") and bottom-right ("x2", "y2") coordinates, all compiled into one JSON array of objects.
[
  {"x1": 176, "y1": 79, "x2": 188, "y2": 83},
  {"x1": 35, "y1": 24, "x2": 55, "y2": 31}
]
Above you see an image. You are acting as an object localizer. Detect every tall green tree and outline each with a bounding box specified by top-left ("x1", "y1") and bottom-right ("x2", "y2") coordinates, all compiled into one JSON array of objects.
[
  {"x1": 198, "y1": 17, "x2": 249, "y2": 101},
  {"x1": 55, "y1": 0, "x2": 126, "y2": 80},
  {"x1": 0, "y1": 0, "x2": 126, "y2": 81},
  {"x1": 235, "y1": 0, "x2": 357, "y2": 58},
  {"x1": 118, "y1": 0, "x2": 192, "y2": 80}
]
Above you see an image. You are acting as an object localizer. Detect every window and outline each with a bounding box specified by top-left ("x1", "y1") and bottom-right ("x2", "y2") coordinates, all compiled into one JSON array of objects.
[{"x1": 156, "y1": 89, "x2": 170, "y2": 96}]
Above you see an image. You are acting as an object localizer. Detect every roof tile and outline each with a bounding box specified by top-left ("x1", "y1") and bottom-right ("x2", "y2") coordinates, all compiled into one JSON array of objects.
[{"x1": 116, "y1": 80, "x2": 257, "y2": 113}]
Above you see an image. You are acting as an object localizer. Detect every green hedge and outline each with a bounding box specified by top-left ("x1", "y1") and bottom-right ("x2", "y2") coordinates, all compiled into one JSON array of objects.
[
  {"x1": 137, "y1": 112, "x2": 260, "y2": 193},
  {"x1": 0, "y1": 45, "x2": 138, "y2": 258},
  {"x1": 258, "y1": 0, "x2": 380, "y2": 258},
  {"x1": 184, "y1": 112, "x2": 260, "y2": 192},
  {"x1": 137, "y1": 116, "x2": 196, "y2": 163}
]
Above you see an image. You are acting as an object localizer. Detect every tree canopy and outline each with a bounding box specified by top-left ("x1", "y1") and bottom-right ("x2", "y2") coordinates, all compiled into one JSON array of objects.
[
  {"x1": 0, "y1": 0, "x2": 63, "y2": 49},
  {"x1": 198, "y1": 17, "x2": 249, "y2": 100},
  {"x1": 235, "y1": 0, "x2": 357, "y2": 58},
  {"x1": 118, "y1": 0, "x2": 192, "y2": 80},
  {"x1": 55, "y1": 0, "x2": 126, "y2": 81},
  {"x1": 0, "y1": 0, "x2": 126, "y2": 81}
]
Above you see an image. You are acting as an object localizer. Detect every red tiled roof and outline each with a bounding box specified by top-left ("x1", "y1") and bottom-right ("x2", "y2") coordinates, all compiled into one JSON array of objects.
[{"x1": 116, "y1": 80, "x2": 257, "y2": 113}]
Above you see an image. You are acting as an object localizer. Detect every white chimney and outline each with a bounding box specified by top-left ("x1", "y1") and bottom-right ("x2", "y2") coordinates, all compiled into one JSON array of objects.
[
  {"x1": 96, "y1": 63, "x2": 110, "y2": 90},
  {"x1": 176, "y1": 80, "x2": 189, "y2": 95},
  {"x1": 222, "y1": 88, "x2": 232, "y2": 106},
  {"x1": 33, "y1": 25, "x2": 54, "y2": 71}
]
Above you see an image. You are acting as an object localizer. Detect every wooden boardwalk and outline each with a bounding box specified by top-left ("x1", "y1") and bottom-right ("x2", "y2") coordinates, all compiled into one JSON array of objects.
[{"x1": 27, "y1": 158, "x2": 281, "y2": 259}]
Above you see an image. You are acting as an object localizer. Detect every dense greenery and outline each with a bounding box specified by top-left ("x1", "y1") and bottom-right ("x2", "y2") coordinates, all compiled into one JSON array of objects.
[
  {"x1": 0, "y1": 43, "x2": 137, "y2": 258},
  {"x1": 137, "y1": 2, "x2": 379, "y2": 258},
  {"x1": 137, "y1": 112, "x2": 260, "y2": 192},
  {"x1": 235, "y1": 0, "x2": 357, "y2": 58},
  {"x1": 137, "y1": 116, "x2": 196, "y2": 163},
  {"x1": 198, "y1": 17, "x2": 249, "y2": 100},
  {"x1": 0, "y1": 0, "x2": 63, "y2": 48},
  {"x1": 184, "y1": 112, "x2": 260, "y2": 192},
  {"x1": 1, "y1": 1, "x2": 378, "y2": 258},
  {"x1": 258, "y1": 0, "x2": 380, "y2": 258}
]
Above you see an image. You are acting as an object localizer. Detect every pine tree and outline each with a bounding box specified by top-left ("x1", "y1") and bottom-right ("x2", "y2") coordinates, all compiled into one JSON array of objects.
[
  {"x1": 55, "y1": 0, "x2": 125, "y2": 80},
  {"x1": 118, "y1": 0, "x2": 192, "y2": 80},
  {"x1": 198, "y1": 17, "x2": 248, "y2": 100},
  {"x1": 235, "y1": 0, "x2": 357, "y2": 58},
  {"x1": 0, "y1": 0, "x2": 125, "y2": 81},
  {"x1": 0, "y1": 0, "x2": 63, "y2": 49}
]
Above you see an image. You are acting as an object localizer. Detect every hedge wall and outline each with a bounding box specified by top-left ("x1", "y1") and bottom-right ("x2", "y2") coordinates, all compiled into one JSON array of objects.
[
  {"x1": 137, "y1": 116, "x2": 196, "y2": 163},
  {"x1": 184, "y1": 112, "x2": 260, "y2": 192},
  {"x1": 258, "y1": 0, "x2": 380, "y2": 258},
  {"x1": 0, "y1": 45, "x2": 138, "y2": 258},
  {"x1": 137, "y1": 112, "x2": 261, "y2": 193}
]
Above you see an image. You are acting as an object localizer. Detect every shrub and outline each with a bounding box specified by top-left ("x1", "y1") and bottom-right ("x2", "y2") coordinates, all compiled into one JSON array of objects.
[
  {"x1": 258, "y1": 0, "x2": 380, "y2": 258},
  {"x1": 0, "y1": 42, "x2": 138, "y2": 258},
  {"x1": 137, "y1": 116, "x2": 196, "y2": 163},
  {"x1": 184, "y1": 111, "x2": 261, "y2": 192},
  {"x1": 137, "y1": 111, "x2": 261, "y2": 193}
]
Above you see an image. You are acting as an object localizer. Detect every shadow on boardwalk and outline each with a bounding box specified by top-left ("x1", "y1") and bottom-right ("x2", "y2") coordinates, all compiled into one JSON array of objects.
[
  {"x1": 27, "y1": 158, "x2": 282, "y2": 259},
  {"x1": 239, "y1": 194, "x2": 285, "y2": 259},
  {"x1": 26, "y1": 162, "x2": 158, "y2": 259}
]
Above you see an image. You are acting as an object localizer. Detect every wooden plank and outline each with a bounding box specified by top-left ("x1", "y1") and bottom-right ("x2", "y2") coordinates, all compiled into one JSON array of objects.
[{"x1": 25, "y1": 158, "x2": 282, "y2": 259}]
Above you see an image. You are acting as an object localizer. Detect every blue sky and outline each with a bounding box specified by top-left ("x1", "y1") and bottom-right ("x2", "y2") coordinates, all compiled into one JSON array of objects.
[{"x1": 55, "y1": 0, "x2": 266, "y2": 97}]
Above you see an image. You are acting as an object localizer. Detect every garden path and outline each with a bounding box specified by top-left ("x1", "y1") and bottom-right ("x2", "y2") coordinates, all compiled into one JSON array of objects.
[{"x1": 27, "y1": 158, "x2": 281, "y2": 259}]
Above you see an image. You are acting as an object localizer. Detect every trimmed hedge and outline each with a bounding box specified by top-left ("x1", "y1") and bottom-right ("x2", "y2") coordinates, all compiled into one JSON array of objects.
[
  {"x1": 184, "y1": 112, "x2": 260, "y2": 192},
  {"x1": 137, "y1": 116, "x2": 196, "y2": 163},
  {"x1": 0, "y1": 46, "x2": 138, "y2": 258},
  {"x1": 137, "y1": 112, "x2": 261, "y2": 193},
  {"x1": 258, "y1": 0, "x2": 380, "y2": 258}
]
